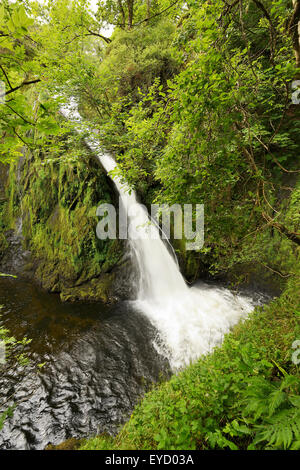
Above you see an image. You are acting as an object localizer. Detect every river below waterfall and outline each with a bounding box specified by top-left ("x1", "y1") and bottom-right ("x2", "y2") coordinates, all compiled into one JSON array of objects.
[
  {"x1": 0, "y1": 274, "x2": 269, "y2": 450},
  {"x1": 0, "y1": 276, "x2": 171, "y2": 450}
]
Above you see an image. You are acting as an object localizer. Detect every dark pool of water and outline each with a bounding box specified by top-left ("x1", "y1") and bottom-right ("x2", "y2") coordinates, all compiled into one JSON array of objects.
[{"x1": 0, "y1": 277, "x2": 170, "y2": 450}]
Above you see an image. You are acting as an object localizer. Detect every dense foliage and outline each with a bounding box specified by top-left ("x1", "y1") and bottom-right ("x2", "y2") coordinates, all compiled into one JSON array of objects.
[
  {"x1": 0, "y1": 0, "x2": 299, "y2": 450},
  {"x1": 81, "y1": 272, "x2": 300, "y2": 450},
  {"x1": 1, "y1": 1, "x2": 299, "y2": 279},
  {"x1": 82, "y1": 0, "x2": 300, "y2": 281}
]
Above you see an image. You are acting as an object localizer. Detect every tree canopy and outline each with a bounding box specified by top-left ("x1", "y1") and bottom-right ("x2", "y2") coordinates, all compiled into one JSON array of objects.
[{"x1": 0, "y1": 0, "x2": 299, "y2": 271}]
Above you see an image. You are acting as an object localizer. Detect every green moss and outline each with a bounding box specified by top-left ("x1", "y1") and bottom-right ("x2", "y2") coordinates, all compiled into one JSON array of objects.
[
  {"x1": 79, "y1": 435, "x2": 114, "y2": 451},
  {"x1": 0, "y1": 232, "x2": 8, "y2": 259},
  {"x1": 4, "y1": 135, "x2": 124, "y2": 300},
  {"x1": 101, "y1": 239, "x2": 124, "y2": 273},
  {"x1": 59, "y1": 273, "x2": 116, "y2": 303},
  {"x1": 0, "y1": 200, "x2": 8, "y2": 258},
  {"x1": 5, "y1": 162, "x2": 19, "y2": 230},
  {"x1": 46, "y1": 438, "x2": 84, "y2": 450}
]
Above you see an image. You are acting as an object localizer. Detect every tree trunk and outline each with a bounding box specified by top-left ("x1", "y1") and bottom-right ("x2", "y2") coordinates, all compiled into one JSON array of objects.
[
  {"x1": 147, "y1": 0, "x2": 151, "y2": 22},
  {"x1": 127, "y1": 0, "x2": 134, "y2": 29},
  {"x1": 288, "y1": 0, "x2": 300, "y2": 72},
  {"x1": 273, "y1": 222, "x2": 300, "y2": 246},
  {"x1": 118, "y1": 0, "x2": 126, "y2": 29}
]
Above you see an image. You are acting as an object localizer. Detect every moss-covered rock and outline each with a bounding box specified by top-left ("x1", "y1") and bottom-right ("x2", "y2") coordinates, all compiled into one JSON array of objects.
[
  {"x1": 59, "y1": 273, "x2": 116, "y2": 303},
  {"x1": 1, "y1": 135, "x2": 132, "y2": 302},
  {"x1": 46, "y1": 437, "x2": 83, "y2": 450},
  {"x1": 0, "y1": 232, "x2": 8, "y2": 260}
]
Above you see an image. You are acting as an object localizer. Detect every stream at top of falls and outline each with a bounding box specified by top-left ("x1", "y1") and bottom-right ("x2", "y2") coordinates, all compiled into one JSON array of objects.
[{"x1": 0, "y1": 100, "x2": 267, "y2": 449}]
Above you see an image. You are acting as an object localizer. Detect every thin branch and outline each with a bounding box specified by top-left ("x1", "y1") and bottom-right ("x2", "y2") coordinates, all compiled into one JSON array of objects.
[
  {"x1": 65, "y1": 31, "x2": 111, "y2": 45},
  {"x1": 4, "y1": 103, "x2": 34, "y2": 125},
  {"x1": 106, "y1": 0, "x2": 181, "y2": 29},
  {"x1": 0, "y1": 65, "x2": 12, "y2": 90},
  {"x1": 219, "y1": 0, "x2": 239, "y2": 21},
  {"x1": 252, "y1": 131, "x2": 300, "y2": 174},
  {"x1": 262, "y1": 180, "x2": 279, "y2": 214},
  {"x1": 258, "y1": 261, "x2": 292, "y2": 278},
  {"x1": 288, "y1": 0, "x2": 300, "y2": 68},
  {"x1": 262, "y1": 212, "x2": 300, "y2": 246},
  {"x1": 132, "y1": 0, "x2": 180, "y2": 27},
  {"x1": 0, "y1": 79, "x2": 41, "y2": 98},
  {"x1": 118, "y1": 0, "x2": 126, "y2": 28},
  {"x1": 252, "y1": 0, "x2": 276, "y2": 62},
  {"x1": 12, "y1": 128, "x2": 31, "y2": 148},
  {"x1": 85, "y1": 29, "x2": 111, "y2": 43}
]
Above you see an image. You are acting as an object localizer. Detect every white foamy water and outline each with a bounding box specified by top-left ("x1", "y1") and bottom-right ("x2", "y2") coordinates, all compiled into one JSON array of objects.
[{"x1": 61, "y1": 99, "x2": 254, "y2": 370}]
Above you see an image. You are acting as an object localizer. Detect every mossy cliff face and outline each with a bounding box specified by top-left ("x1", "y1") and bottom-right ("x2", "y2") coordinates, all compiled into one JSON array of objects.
[
  {"x1": 1, "y1": 138, "x2": 298, "y2": 301},
  {"x1": 0, "y1": 141, "x2": 136, "y2": 302},
  {"x1": 0, "y1": 164, "x2": 9, "y2": 262}
]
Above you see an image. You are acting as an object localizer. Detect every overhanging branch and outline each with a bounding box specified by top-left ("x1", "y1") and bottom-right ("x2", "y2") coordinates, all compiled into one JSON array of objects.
[{"x1": 0, "y1": 78, "x2": 41, "y2": 98}]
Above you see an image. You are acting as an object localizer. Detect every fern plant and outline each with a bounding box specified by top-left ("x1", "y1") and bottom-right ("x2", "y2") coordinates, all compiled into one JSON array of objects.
[{"x1": 240, "y1": 373, "x2": 300, "y2": 449}]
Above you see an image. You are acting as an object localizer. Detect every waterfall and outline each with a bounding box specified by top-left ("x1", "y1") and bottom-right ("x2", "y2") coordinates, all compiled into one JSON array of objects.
[{"x1": 61, "y1": 100, "x2": 254, "y2": 370}]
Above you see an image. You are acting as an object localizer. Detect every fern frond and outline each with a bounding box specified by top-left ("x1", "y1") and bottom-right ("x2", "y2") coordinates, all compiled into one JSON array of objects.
[{"x1": 254, "y1": 408, "x2": 300, "y2": 450}]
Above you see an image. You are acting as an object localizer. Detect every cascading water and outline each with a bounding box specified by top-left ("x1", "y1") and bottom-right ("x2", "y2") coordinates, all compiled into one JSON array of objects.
[{"x1": 61, "y1": 100, "x2": 254, "y2": 370}]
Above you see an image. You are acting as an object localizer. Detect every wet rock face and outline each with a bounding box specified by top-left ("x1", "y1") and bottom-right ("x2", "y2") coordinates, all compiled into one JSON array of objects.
[
  {"x1": 0, "y1": 163, "x2": 8, "y2": 201},
  {"x1": 59, "y1": 257, "x2": 139, "y2": 303},
  {"x1": 33, "y1": 240, "x2": 139, "y2": 303},
  {"x1": 0, "y1": 232, "x2": 138, "y2": 303},
  {"x1": 0, "y1": 148, "x2": 139, "y2": 303},
  {"x1": 0, "y1": 229, "x2": 32, "y2": 275},
  {"x1": 109, "y1": 253, "x2": 140, "y2": 301}
]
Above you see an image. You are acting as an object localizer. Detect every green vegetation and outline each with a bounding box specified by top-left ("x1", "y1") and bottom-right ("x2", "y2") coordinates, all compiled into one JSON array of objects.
[
  {"x1": 2, "y1": 135, "x2": 125, "y2": 301},
  {"x1": 81, "y1": 272, "x2": 300, "y2": 450},
  {"x1": 1, "y1": 0, "x2": 299, "y2": 285},
  {"x1": 84, "y1": 0, "x2": 300, "y2": 286}
]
